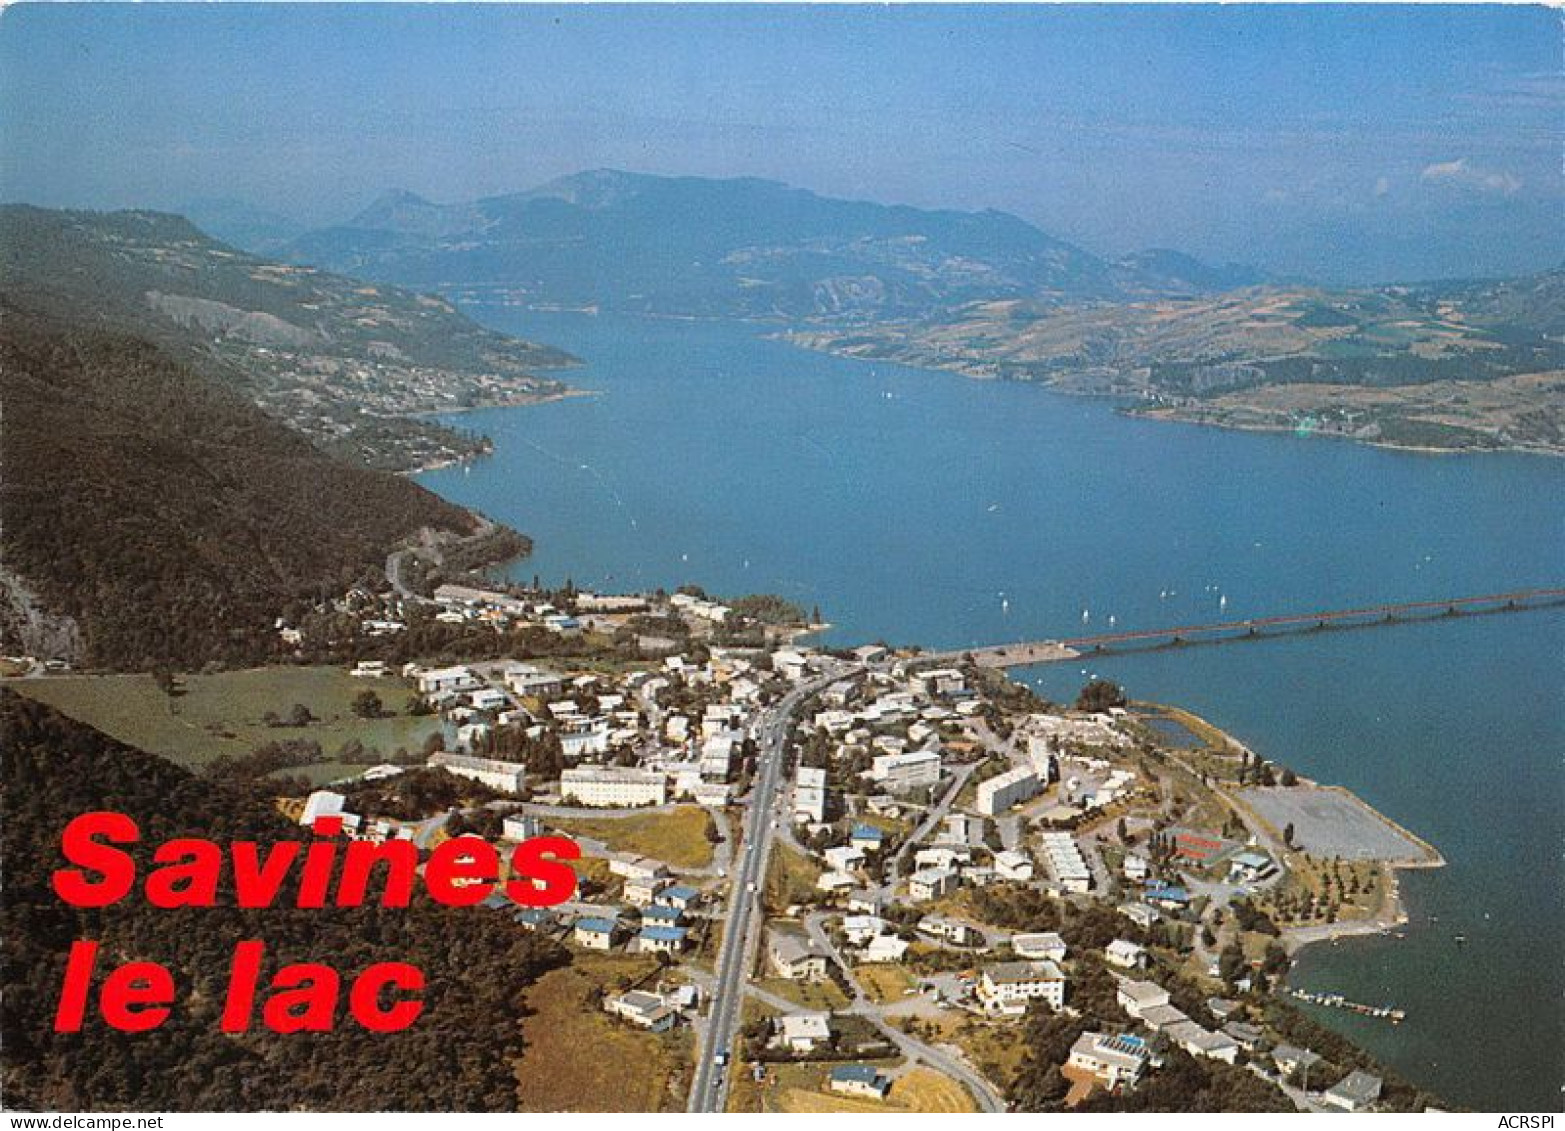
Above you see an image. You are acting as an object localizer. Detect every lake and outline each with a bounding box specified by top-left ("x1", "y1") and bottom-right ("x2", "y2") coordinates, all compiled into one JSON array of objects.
[{"x1": 419, "y1": 308, "x2": 1564, "y2": 1111}]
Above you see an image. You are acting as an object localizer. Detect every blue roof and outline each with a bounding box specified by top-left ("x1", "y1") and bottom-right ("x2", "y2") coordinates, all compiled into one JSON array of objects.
[
  {"x1": 640, "y1": 925, "x2": 688, "y2": 942},
  {"x1": 515, "y1": 907, "x2": 554, "y2": 924},
  {"x1": 643, "y1": 905, "x2": 682, "y2": 921},
  {"x1": 830, "y1": 1065, "x2": 885, "y2": 1085},
  {"x1": 662, "y1": 884, "x2": 700, "y2": 900},
  {"x1": 851, "y1": 824, "x2": 885, "y2": 840},
  {"x1": 576, "y1": 917, "x2": 617, "y2": 933},
  {"x1": 1147, "y1": 884, "x2": 1190, "y2": 903}
]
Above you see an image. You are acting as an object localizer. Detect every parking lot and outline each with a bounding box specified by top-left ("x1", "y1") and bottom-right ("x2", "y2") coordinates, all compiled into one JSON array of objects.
[{"x1": 1239, "y1": 786, "x2": 1435, "y2": 863}]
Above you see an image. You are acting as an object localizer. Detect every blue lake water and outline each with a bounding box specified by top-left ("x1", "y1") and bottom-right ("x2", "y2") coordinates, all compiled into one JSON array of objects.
[{"x1": 419, "y1": 308, "x2": 1564, "y2": 1111}]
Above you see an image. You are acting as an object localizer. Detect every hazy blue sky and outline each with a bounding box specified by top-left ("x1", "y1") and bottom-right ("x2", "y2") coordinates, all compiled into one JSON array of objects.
[{"x1": 2, "y1": 3, "x2": 1560, "y2": 282}]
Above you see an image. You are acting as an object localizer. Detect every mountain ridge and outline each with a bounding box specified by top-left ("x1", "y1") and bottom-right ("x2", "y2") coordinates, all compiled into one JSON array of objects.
[
  {"x1": 0, "y1": 204, "x2": 578, "y2": 471},
  {"x1": 283, "y1": 169, "x2": 1263, "y2": 318}
]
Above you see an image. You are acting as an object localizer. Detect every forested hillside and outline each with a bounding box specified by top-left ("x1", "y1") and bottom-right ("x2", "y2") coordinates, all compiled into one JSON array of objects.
[
  {"x1": 0, "y1": 205, "x2": 576, "y2": 471},
  {"x1": 0, "y1": 303, "x2": 485, "y2": 668},
  {"x1": 0, "y1": 692, "x2": 565, "y2": 1110}
]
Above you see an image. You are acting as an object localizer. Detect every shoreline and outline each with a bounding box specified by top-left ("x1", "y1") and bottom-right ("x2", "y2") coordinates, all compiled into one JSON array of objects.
[
  {"x1": 1124, "y1": 405, "x2": 1565, "y2": 461},
  {"x1": 1143, "y1": 703, "x2": 1443, "y2": 958},
  {"x1": 778, "y1": 331, "x2": 1562, "y2": 460},
  {"x1": 399, "y1": 388, "x2": 600, "y2": 475}
]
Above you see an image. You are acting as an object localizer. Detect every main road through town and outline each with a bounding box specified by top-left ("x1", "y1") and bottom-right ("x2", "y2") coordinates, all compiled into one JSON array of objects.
[{"x1": 687, "y1": 669, "x2": 845, "y2": 1112}]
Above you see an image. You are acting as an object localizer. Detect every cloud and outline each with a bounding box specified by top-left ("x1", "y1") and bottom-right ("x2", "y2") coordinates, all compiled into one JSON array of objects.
[
  {"x1": 1421, "y1": 157, "x2": 1522, "y2": 195},
  {"x1": 1373, "y1": 176, "x2": 1391, "y2": 198}
]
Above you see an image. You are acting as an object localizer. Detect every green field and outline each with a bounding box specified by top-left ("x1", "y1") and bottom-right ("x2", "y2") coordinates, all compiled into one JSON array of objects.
[
  {"x1": 9, "y1": 666, "x2": 443, "y2": 768},
  {"x1": 514, "y1": 952, "x2": 691, "y2": 1111},
  {"x1": 551, "y1": 806, "x2": 717, "y2": 870}
]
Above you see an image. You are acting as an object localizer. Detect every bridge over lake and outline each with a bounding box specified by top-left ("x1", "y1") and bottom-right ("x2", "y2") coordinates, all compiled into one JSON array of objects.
[{"x1": 941, "y1": 587, "x2": 1565, "y2": 668}]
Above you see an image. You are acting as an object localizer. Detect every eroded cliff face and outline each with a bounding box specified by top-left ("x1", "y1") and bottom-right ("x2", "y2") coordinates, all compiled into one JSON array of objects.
[{"x1": 0, "y1": 566, "x2": 82, "y2": 662}]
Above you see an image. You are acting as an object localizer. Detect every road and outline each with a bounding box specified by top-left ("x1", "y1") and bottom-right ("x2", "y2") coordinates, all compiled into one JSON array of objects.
[
  {"x1": 798, "y1": 911, "x2": 1007, "y2": 1112},
  {"x1": 885, "y1": 760, "x2": 980, "y2": 889},
  {"x1": 686, "y1": 671, "x2": 842, "y2": 1112}
]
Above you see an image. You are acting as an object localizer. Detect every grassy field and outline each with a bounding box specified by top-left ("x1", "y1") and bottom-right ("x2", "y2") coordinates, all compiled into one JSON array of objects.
[
  {"x1": 551, "y1": 806, "x2": 716, "y2": 870},
  {"x1": 854, "y1": 964, "x2": 918, "y2": 1004},
  {"x1": 741, "y1": 1062, "x2": 974, "y2": 1113},
  {"x1": 10, "y1": 667, "x2": 441, "y2": 768},
  {"x1": 758, "y1": 976, "x2": 851, "y2": 1012},
  {"x1": 763, "y1": 841, "x2": 820, "y2": 914},
  {"x1": 1255, "y1": 854, "x2": 1388, "y2": 927},
  {"x1": 921, "y1": 1013, "x2": 1026, "y2": 1094},
  {"x1": 514, "y1": 952, "x2": 690, "y2": 1111}
]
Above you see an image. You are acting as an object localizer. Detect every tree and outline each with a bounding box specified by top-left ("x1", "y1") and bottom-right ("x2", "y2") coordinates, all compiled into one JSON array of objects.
[
  {"x1": 1283, "y1": 822, "x2": 1296, "y2": 848},
  {"x1": 1219, "y1": 940, "x2": 1246, "y2": 986},
  {"x1": 1074, "y1": 679, "x2": 1127, "y2": 713},
  {"x1": 1280, "y1": 766, "x2": 1298, "y2": 787},
  {"x1": 287, "y1": 702, "x2": 315, "y2": 727},
  {"x1": 151, "y1": 667, "x2": 184, "y2": 715},
  {"x1": 351, "y1": 689, "x2": 384, "y2": 718}
]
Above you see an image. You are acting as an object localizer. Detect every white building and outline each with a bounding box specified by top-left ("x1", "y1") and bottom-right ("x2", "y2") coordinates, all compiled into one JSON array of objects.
[
  {"x1": 975, "y1": 767, "x2": 1041, "y2": 817},
  {"x1": 624, "y1": 875, "x2": 671, "y2": 907},
  {"x1": 914, "y1": 667, "x2": 967, "y2": 698},
  {"x1": 699, "y1": 735, "x2": 737, "y2": 781},
  {"x1": 1011, "y1": 932, "x2": 1068, "y2": 962},
  {"x1": 823, "y1": 845, "x2": 866, "y2": 873},
  {"x1": 427, "y1": 751, "x2": 526, "y2": 793},
  {"x1": 503, "y1": 813, "x2": 543, "y2": 841},
  {"x1": 559, "y1": 723, "x2": 612, "y2": 760},
  {"x1": 470, "y1": 687, "x2": 509, "y2": 712},
  {"x1": 1324, "y1": 1071, "x2": 1383, "y2": 1112},
  {"x1": 300, "y1": 790, "x2": 346, "y2": 829},
  {"x1": 560, "y1": 767, "x2": 668, "y2": 808},
  {"x1": 769, "y1": 930, "x2": 829, "y2": 981},
  {"x1": 994, "y1": 849, "x2": 1035, "y2": 881},
  {"x1": 1116, "y1": 979, "x2": 1171, "y2": 1020},
  {"x1": 1040, "y1": 831, "x2": 1092, "y2": 893},
  {"x1": 416, "y1": 665, "x2": 479, "y2": 696},
  {"x1": 908, "y1": 867, "x2": 958, "y2": 901},
  {"x1": 604, "y1": 989, "x2": 676, "y2": 1032},
  {"x1": 841, "y1": 915, "x2": 889, "y2": 946},
  {"x1": 977, "y1": 960, "x2": 1066, "y2": 1015},
  {"x1": 861, "y1": 934, "x2": 910, "y2": 963},
  {"x1": 1105, "y1": 939, "x2": 1147, "y2": 969},
  {"x1": 608, "y1": 854, "x2": 669, "y2": 882},
  {"x1": 1165, "y1": 1020, "x2": 1240, "y2": 1064},
  {"x1": 794, "y1": 766, "x2": 828, "y2": 822},
  {"x1": 775, "y1": 1012, "x2": 832, "y2": 1054},
  {"x1": 1068, "y1": 1032, "x2": 1149, "y2": 1088},
  {"x1": 870, "y1": 749, "x2": 943, "y2": 793},
  {"x1": 944, "y1": 812, "x2": 986, "y2": 846}
]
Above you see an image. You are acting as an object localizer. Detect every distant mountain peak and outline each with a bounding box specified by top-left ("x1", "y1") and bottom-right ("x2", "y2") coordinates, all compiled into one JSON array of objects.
[{"x1": 346, "y1": 188, "x2": 481, "y2": 239}]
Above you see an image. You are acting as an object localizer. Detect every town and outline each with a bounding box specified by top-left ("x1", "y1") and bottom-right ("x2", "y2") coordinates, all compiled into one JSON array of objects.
[{"x1": 263, "y1": 577, "x2": 1438, "y2": 1114}]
